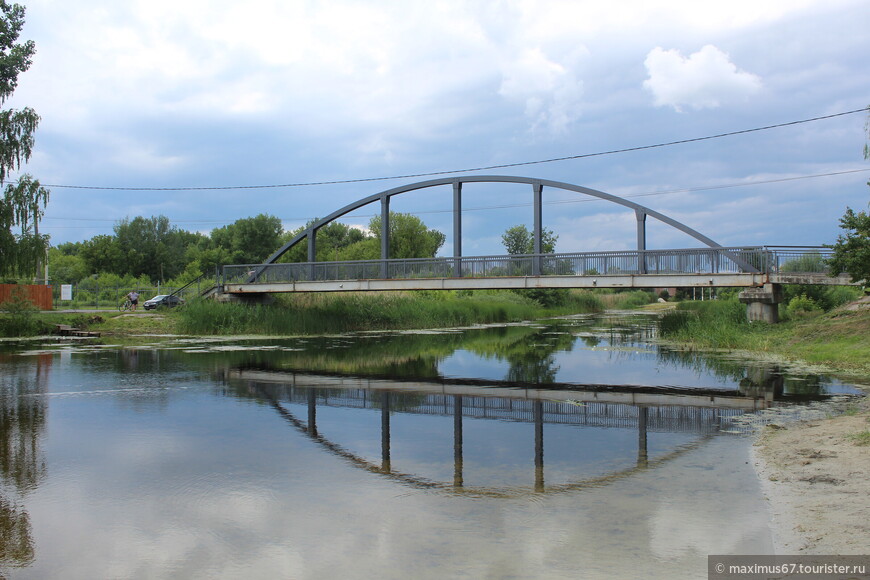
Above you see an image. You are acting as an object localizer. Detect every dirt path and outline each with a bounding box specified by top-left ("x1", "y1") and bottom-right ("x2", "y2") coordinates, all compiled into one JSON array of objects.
[{"x1": 752, "y1": 398, "x2": 870, "y2": 554}]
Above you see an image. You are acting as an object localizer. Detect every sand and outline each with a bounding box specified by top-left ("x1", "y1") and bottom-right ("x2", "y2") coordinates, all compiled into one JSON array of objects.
[{"x1": 752, "y1": 396, "x2": 870, "y2": 554}]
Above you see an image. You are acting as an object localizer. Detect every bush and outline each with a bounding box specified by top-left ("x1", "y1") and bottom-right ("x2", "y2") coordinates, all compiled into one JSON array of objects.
[
  {"x1": 0, "y1": 287, "x2": 45, "y2": 337},
  {"x1": 781, "y1": 284, "x2": 862, "y2": 312},
  {"x1": 785, "y1": 294, "x2": 822, "y2": 318},
  {"x1": 614, "y1": 290, "x2": 654, "y2": 309}
]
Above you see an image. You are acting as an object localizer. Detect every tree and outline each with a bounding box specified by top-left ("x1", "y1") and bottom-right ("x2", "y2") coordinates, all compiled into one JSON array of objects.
[
  {"x1": 114, "y1": 215, "x2": 193, "y2": 281},
  {"x1": 368, "y1": 212, "x2": 445, "y2": 259},
  {"x1": 47, "y1": 247, "x2": 88, "y2": 283},
  {"x1": 828, "y1": 107, "x2": 870, "y2": 284},
  {"x1": 827, "y1": 207, "x2": 870, "y2": 283},
  {"x1": 210, "y1": 213, "x2": 283, "y2": 264},
  {"x1": 278, "y1": 219, "x2": 368, "y2": 263},
  {"x1": 0, "y1": 3, "x2": 48, "y2": 279},
  {"x1": 500, "y1": 224, "x2": 558, "y2": 255}
]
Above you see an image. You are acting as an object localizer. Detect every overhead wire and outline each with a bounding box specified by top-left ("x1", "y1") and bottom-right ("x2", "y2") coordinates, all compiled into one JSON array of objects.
[
  {"x1": 42, "y1": 166, "x2": 870, "y2": 228},
  {"x1": 37, "y1": 106, "x2": 870, "y2": 192}
]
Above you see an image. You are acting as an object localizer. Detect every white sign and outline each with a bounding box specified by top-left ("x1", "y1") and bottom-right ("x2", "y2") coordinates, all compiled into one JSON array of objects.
[{"x1": 61, "y1": 284, "x2": 73, "y2": 301}]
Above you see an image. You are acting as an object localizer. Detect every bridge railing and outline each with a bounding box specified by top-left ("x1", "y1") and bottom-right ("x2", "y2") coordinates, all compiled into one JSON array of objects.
[{"x1": 222, "y1": 246, "x2": 833, "y2": 286}]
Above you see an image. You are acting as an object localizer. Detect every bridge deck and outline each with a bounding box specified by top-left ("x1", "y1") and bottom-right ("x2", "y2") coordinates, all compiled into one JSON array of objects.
[
  {"x1": 221, "y1": 247, "x2": 852, "y2": 294},
  {"x1": 230, "y1": 369, "x2": 777, "y2": 411}
]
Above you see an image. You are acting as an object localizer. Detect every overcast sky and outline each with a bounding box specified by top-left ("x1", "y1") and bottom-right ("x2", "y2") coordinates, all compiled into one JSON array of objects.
[{"x1": 9, "y1": 0, "x2": 870, "y2": 256}]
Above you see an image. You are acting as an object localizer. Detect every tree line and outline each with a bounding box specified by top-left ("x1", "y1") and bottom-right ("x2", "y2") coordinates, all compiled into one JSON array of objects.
[{"x1": 46, "y1": 212, "x2": 449, "y2": 286}]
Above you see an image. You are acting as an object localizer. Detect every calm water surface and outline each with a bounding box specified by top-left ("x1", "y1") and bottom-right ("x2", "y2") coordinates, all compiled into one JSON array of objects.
[{"x1": 0, "y1": 313, "x2": 863, "y2": 579}]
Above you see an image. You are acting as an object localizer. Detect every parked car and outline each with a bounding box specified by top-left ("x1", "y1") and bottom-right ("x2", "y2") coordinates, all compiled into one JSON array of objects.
[{"x1": 142, "y1": 294, "x2": 184, "y2": 310}]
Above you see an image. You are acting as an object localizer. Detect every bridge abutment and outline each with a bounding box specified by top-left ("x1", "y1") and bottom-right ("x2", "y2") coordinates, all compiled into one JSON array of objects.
[{"x1": 739, "y1": 283, "x2": 783, "y2": 324}]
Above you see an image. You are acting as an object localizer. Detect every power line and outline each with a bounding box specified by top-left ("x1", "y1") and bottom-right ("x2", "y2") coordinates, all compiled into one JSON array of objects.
[
  {"x1": 40, "y1": 107, "x2": 870, "y2": 192},
  {"x1": 43, "y1": 166, "x2": 870, "y2": 227}
]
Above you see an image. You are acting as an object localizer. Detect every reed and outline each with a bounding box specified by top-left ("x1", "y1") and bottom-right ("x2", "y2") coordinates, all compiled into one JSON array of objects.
[
  {"x1": 658, "y1": 298, "x2": 749, "y2": 349},
  {"x1": 177, "y1": 291, "x2": 561, "y2": 335}
]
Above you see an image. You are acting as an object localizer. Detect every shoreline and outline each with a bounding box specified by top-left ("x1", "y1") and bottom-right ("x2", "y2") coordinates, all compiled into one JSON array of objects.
[{"x1": 751, "y1": 395, "x2": 870, "y2": 554}]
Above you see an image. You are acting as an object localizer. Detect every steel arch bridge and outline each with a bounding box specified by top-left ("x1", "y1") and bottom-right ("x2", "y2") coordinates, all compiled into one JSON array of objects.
[
  {"x1": 216, "y1": 175, "x2": 845, "y2": 322},
  {"x1": 263, "y1": 175, "x2": 723, "y2": 269}
]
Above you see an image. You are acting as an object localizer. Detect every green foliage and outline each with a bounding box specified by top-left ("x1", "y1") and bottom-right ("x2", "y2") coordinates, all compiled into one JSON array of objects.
[
  {"x1": 368, "y1": 212, "x2": 446, "y2": 259},
  {"x1": 278, "y1": 213, "x2": 445, "y2": 263},
  {"x1": 178, "y1": 292, "x2": 542, "y2": 335},
  {"x1": 79, "y1": 234, "x2": 124, "y2": 275},
  {"x1": 0, "y1": 3, "x2": 46, "y2": 280},
  {"x1": 210, "y1": 213, "x2": 283, "y2": 264},
  {"x1": 781, "y1": 284, "x2": 862, "y2": 312},
  {"x1": 613, "y1": 290, "x2": 655, "y2": 309},
  {"x1": 501, "y1": 224, "x2": 558, "y2": 255},
  {"x1": 0, "y1": 174, "x2": 49, "y2": 278},
  {"x1": 564, "y1": 290, "x2": 604, "y2": 312},
  {"x1": 827, "y1": 206, "x2": 870, "y2": 283},
  {"x1": 47, "y1": 247, "x2": 88, "y2": 283},
  {"x1": 785, "y1": 294, "x2": 823, "y2": 318},
  {"x1": 114, "y1": 215, "x2": 195, "y2": 281},
  {"x1": 279, "y1": 219, "x2": 371, "y2": 263},
  {"x1": 518, "y1": 288, "x2": 570, "y2": 307},
  {"x1": 658, "y1": 309, "x2": 695, "y2": 335},
  {"x1": 849, "y1": 430, "x2": 870, "y2": 446},
  {"x1": 780, "y1": 252, "x2": 827, "y2": 273},
  {"x1": 658, "y1": 297, "x2": 749, "y2": 348}
]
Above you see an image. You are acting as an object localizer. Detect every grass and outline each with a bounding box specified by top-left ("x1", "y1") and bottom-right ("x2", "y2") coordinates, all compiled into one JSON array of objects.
[
  {"x1": 174, "y1": 289, "x2": 609, "y2": 336},
  {"x1": 2, "y1": 289, "x2": 608, "y2": 340},
  {"x1": 599, "y1": 290, "x2": 655, "y2": 310},
  {"x1": 848, "y1": 429, "x2": 870, "y2": 446},
  {"x1": 658, "y1": 297, "x2": 870, "y2": 377}
]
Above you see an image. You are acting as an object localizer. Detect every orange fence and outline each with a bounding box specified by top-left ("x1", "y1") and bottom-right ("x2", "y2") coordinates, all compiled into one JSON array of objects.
[{"x1": 0, "y1": 284, "x2": 53, "y2": 310}]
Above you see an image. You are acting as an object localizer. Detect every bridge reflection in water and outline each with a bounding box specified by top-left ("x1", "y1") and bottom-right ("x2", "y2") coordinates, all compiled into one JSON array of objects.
[{"x1": 227, "y1": 370, "x2": 789, "y2": 496}]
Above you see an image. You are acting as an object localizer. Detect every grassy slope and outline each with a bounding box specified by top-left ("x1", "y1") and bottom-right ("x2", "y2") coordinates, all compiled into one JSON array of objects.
[
  {"x1": 659, "y1": 300, "x2": 870, "y2": 379},
  {"x1": 759, "y1": 309, "x2": 870, "y2": 374}
]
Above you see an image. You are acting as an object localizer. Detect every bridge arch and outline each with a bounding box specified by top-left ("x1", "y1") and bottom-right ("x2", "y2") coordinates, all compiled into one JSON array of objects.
[{"x1": 263, "y1": 175, "x2": 723, "y2": 266}]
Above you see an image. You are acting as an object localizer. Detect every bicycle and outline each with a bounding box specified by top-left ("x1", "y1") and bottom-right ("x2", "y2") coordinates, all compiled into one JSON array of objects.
[{"x1": 119, "y1": 299, "x2": 132, "y2": 312}]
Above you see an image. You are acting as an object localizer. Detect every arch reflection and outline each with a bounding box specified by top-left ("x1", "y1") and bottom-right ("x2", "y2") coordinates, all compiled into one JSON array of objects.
[{"x1": 226, "y1": 370, "x2": 764, "y2": 498}]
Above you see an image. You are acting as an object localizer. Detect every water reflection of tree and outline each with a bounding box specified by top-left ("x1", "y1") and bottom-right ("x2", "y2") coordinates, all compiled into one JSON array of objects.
[
  {"x1": 657, "y1": 347, "x2": 833, "y2": 397},
  {"x1": 0, "y1": 496, "x2": 34, "y2": 568},
  {"x1": 211, "y1": 326, "x2": 558, "y2": 380},
  {"x1": 161, "y1": 314, "x2": 840, "y2": 397},
  {"x1": 0, "y1": 354, "x2": 49, "y2": 570}
]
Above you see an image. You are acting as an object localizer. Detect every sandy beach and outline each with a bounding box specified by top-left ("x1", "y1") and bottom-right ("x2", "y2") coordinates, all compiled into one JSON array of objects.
[{"x1": 753, "y1": 395, "x2": 870, "y2": 554}]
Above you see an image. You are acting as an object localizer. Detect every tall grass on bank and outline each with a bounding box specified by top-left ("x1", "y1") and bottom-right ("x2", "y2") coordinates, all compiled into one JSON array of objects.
[
  {"x1": 600, "y1": 290, "x2": 655, "y2": 310},
  {"x1": 178, "y1": 290, "x2": 605, "y2": 335},
  {"x1": 658, "y1": 298, "x2": 749, "y2": 349}
]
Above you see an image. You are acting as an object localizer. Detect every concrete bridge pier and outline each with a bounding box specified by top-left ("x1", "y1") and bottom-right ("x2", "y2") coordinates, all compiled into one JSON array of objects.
[{"x1": 738, "y1": 283, "x2": 783, "y2": 323}]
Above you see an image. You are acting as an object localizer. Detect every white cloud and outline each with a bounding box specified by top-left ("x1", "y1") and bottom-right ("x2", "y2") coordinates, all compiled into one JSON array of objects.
[
  {"x1": 643, "y1": 45, "x2": 762, "y2": 111},
  {"x1": 499, "y1": 47, "x2": 586, "y2": 134}
]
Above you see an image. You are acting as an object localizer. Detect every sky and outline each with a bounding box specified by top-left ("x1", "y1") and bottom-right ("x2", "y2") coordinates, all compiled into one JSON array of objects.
[{"x1": 7, "y1": 0, "x2": 870, "y2": 257}]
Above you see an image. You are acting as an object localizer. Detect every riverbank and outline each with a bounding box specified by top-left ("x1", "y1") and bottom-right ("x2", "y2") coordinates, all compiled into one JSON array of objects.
[
  {"x1": 656, "y1": 297, "x2": 870, "y2": 553},
  {"x1": 752, "y1": 396, "x2": 870, "y2": 554},
  {"x1": 657, "y1": 296, "x2": 870, "y2": 378},
  {"x1": 3, "y1": 289, "x2": 639, "y2": 338}
]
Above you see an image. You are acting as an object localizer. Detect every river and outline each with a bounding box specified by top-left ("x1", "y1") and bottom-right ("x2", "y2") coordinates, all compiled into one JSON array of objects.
[{"x1": 0, "y1": 312, "x2": 863, "y2": 579}]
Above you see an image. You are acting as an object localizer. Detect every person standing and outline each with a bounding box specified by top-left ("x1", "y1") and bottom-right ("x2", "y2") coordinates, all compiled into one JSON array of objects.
[{"x1": 126, "y1": 290, "x2": 140, "y2": 311}]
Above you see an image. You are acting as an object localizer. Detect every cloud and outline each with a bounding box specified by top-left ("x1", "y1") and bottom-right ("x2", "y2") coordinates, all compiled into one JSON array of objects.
[
  {"x1": 643, "y1": 45, "x2": 762, "y2": 111},
  {"x1": 499, "y1": 47, "x2": 586, "y2": 135}
]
